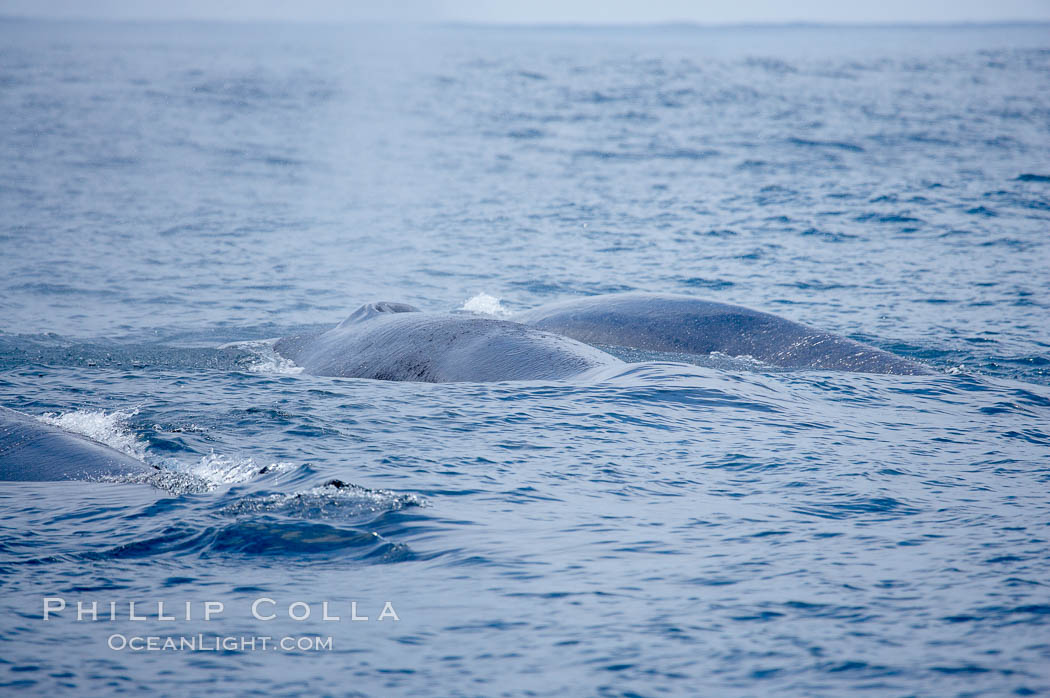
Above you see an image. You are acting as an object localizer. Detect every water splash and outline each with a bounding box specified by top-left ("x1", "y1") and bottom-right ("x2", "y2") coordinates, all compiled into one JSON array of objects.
[
  {"x1": 460, "y1": 292, "x2": 511, "y2": 318},
  {"x1": 35, "y1": 407, "x2": 291, "y2": 492},
  {"x1": 175, "y1": 450, "x2": 295, "y2": 488},
  {"x1": 219, "y1": 339, "x2": 304, "y2": 375},
  {"x1": 222, "y1": 481, "x2": 426, "y2": 518},
  {"x1": 38, "y1": 407, "x2": 147, "y2": 460}
]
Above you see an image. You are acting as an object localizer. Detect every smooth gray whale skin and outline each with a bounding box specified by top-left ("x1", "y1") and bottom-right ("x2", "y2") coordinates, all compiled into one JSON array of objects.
[
  {"x1": 0, "y1": 406, "x2": 155, "y2": 481},
  {"x1": 274, "y1": 302, "x2": 623, "y2": 382},
  {"x1": 514, "y1": 293, "x2": 930, "y2": 375}
]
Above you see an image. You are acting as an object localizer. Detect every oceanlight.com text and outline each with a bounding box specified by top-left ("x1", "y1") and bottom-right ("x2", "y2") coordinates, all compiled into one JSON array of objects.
[{"x1": 107, "y1": 634, "x2": 334, "y2": 652}]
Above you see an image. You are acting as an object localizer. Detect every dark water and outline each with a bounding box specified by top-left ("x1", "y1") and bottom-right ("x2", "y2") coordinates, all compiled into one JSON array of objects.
[{"x1": 1, "y1": 19, "x2": 1049, "y2": 696}]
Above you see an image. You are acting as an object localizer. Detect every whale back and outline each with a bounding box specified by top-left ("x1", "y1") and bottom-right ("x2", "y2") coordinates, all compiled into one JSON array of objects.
[
  {"x1": 284, "y1": 312, "x2": 621, "y2": 382},
  {"x1": 0, "y1": 406, "x2": 155, "y2": 481},
  {"x1": 515, "y1": 293, "x2": 930, "y2": 375},
  {"x1": 273, "y1": 302, "x2": 421, "y2": 364}
]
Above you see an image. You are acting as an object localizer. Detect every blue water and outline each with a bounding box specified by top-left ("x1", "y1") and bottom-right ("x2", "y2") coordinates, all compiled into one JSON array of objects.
[{"x1": 1, "y1": 18, "x2": 1049, "y2": 696}]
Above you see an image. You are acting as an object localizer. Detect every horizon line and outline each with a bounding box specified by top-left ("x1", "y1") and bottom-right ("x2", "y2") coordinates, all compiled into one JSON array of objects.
[{"x1": 2, "y1": 15, "x2": 1049, "y2": 28}]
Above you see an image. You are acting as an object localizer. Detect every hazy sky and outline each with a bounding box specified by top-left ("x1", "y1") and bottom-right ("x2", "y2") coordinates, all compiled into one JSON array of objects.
[{"x1": 3, "y1": 0, "x2": 1050, "y2": 24}]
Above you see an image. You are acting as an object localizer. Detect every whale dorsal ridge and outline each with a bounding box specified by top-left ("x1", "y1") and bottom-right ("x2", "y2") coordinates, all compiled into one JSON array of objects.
[{"x1": 338, "y1": 301, "x2": 421, "y2": 328}]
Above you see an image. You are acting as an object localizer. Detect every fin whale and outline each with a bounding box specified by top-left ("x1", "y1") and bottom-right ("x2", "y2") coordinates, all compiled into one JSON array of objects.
[
  {"x1": 514, "y1": 292, "x2": 929, "y2": 375},
  {"x1": 0, "y1": 406, "x2": 155, "y2": 482},
  {"x1": 274, "y1": 302, "x2": 623, "y2": 382}
]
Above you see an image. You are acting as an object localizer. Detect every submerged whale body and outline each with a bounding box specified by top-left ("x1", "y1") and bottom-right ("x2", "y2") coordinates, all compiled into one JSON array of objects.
[
  {"x1": 0, "y1": 406, "x2": 155, "y2": 482},
  {"x1": 274, "y1": 302, "x2": 622, "y2": 382},
  {"x1": 515, "y1": 292, "x2": 929, "y2": 375}
]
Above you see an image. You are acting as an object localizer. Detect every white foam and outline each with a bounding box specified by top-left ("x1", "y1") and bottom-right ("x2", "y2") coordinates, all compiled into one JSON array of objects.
[
  {"x1": 460, "y1": 292, "x2": 511, "y2": 318},
  {"x1": 36, "y1": 407, "x2": 296, "y2": 493},
  {"x1": 38, "y1": 408, "x2": 148, "y2": 460},
  {"x1": 220, "y1": 339, "x2": 304, "y2": 375},
  {"x1": 175, "y1": 450, "x2": 295, "y2": 487}
]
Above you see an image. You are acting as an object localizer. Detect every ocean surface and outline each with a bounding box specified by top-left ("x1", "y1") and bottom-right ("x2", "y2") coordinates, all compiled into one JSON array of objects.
[{"x1": 1, "y1": 18, "x2": 1049, "y2": 696}]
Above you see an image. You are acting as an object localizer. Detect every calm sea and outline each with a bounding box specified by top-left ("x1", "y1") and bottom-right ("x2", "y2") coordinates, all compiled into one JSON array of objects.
[{"x1": 1, "y1": 19, "x2": 1048, "y2": 696}]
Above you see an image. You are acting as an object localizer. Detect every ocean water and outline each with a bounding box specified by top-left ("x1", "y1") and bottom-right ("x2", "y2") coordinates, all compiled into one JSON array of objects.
[{"x1": 1, "y1": 18, "x2": 1049, "y2": 696}]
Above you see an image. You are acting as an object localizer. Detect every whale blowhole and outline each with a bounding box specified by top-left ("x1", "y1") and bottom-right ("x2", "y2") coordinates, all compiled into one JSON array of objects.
[{"x1": 340, "y1": 301, "x2": 421, "y2": 327}]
